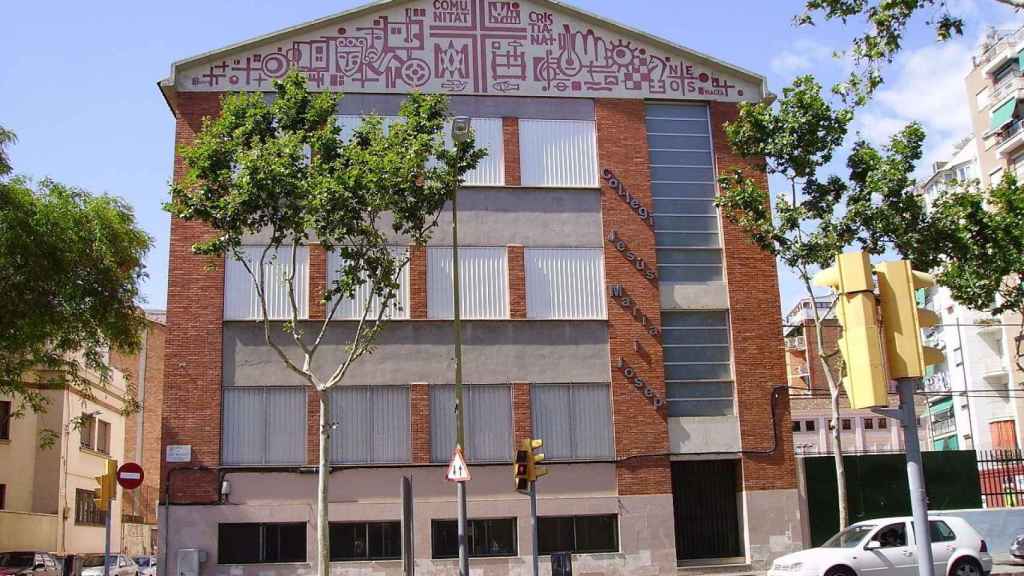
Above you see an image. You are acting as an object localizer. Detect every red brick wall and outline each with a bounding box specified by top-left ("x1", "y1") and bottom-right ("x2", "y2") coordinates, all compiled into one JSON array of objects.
[
  {"x1": 711, "y1": 101, "x2": 796, "y2": 492},
  {"x1": 512, "y1": 382, "x2": 532, "y2": 443},
  {"x1": 119, "y1": 319, "x2": 166, "y2": 521},
  {"x1": 508, "y1": 245, "x2": 526, "y2": 319},
  {"x1": 410, "y1": 383, "x2": 431, "y2": 463},
  {"x1": 162, "y1": 92, "x2": 225, "y2": 503},
  {"x1": 409, "y1": 244, "x2": 428, "y2": 320},
  {"x1": 308, "y1": 388, "x2": 322, "y2": 465},
  {"x1": 309, "y1": 244, "x2": 327, "y2": 321},
  {"x1": 596, "y1": 99, "x2": 671, "y2": 496},
  {"x1": 502, "y1": 117, "x2": 521, "y2": 186}
]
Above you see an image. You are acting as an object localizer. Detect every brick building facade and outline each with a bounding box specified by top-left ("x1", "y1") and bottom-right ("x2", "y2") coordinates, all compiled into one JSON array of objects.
[{"x1": 157, "y1": 1, "x2": 801, "y2": 574}]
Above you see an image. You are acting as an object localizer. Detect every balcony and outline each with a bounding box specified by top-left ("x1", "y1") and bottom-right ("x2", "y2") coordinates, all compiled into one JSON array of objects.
[
  {"x1": 976, "y1": 28, "x2": 1024, "y2": 73},
  {"x1": 993, "y1": 118, "x2": 1024, "y2": 157},
  {"x1": 979, "y1": 357, "x2": 1010, "y2": 384},
  {"x1": 990, "y1": 72, "x2": 1024, "y2": 107},
  {"x1": 785, "y1": 335, "x2": 806, "y2": 351},
  {"x1": 931, "y1": 416, "x2": 957, "y2": 438}
]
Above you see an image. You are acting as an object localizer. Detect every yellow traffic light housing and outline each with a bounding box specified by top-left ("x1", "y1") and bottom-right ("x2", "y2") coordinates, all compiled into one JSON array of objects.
[
  {"x1": 94, "y1": 459, "x2": 117, "y2": 512},
  {"x1": 514, "y1": 441, "x2": 530, "y2": 492},
  {"x1": 813, "y1": 252, "x2": 889, "y2": 409},
  {"x1": 875, "y1": 261, "x2": 944, "y2": 379},
  {"x1": 528, "y1": 438, "x2": 548, "y2": 482}
]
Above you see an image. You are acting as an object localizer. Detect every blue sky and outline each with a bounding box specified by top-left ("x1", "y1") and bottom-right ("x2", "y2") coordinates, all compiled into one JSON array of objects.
[{"x1": 0, "y1": 0, "x2": 1018, "y2": 312}]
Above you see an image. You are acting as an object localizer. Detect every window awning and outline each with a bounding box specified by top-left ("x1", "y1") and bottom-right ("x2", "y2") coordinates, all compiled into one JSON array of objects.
[
  {"x1": 929, "y1": 396, "x2": 954, "y2": 414},
  {"x1": 1018, "y1": 48, "x2": 1024, "y2": 73},
  {"x1": 991, "y1": 98, "x2": 1017, "y2": 131}
]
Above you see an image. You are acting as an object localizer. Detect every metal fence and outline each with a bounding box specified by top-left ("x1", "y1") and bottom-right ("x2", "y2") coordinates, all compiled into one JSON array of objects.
[{"x1": 978, "y1": 449, "x2": 1024, "y2": 508}]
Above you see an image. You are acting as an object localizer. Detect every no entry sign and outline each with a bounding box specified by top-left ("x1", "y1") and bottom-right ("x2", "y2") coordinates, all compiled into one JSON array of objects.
[{"x1": 117, "y1": 462, "x2": 144, "y2": 490}]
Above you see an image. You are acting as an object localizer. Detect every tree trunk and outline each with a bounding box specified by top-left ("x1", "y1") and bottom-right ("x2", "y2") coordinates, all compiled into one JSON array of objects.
[
  {"x1": 830, "y1": 382, "x2": 849, "y2": 529},
  {"x1": 317, "y1": 391, "x2": 331, "y2": 576}
]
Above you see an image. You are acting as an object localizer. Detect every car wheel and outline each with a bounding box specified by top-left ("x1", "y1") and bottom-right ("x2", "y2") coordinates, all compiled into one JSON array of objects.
[
  {"x1": 825, "y1": 566, "x2": 856, "y2": 576},
  {"x1": 950, "y1": 557, "x2": 983, "y2": 576}
]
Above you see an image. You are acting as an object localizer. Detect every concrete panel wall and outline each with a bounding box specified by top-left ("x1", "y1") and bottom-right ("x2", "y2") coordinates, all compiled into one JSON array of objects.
[
  {"x1": 660, "y1": 282, "x2": 730, "y2": 310},
  {"x1": 161, "y1": 463, "x2": 676, "y2": 576},
  {"x1": 668, "y1": 416, "x2": 741, "y2": 453},
  {"x1": 336, "y1": 94, "x2": 595, "y2": 121},
  {"x1": 0, "y1": 511, "x2": 59, "y2": 552},
  {"x1": 743, "y1": 488, "x2": 805, "y2": 570},
  {"x1": 935, "y1": 507, "x2": 1024, "y2": 553},
  {"x1": 224, "y1": 321, "x2": 610, "y2": 387}
]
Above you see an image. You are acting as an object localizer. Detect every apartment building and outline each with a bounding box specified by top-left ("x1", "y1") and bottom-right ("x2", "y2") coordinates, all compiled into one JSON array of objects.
[
  {"x1": 963, "y1": 25, "x2": 1024, "y2": 405},
  {"x1": 783, "y1": 298, "x2": 921, "y2": 454},
  {"x1": 915, "y1": 139, "x2": 1023, "y2": 452},
  {"x1": 157, "y1": 1, "x2": 800, "y2": 574},
  {"x1": 0, "y1": 313, "x2": 164, "y2": 555}
]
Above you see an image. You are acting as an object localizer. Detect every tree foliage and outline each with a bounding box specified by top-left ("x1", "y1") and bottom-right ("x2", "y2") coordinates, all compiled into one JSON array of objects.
[{"x1": 0, "y1": 134, "x2": 152, "y2": 418}]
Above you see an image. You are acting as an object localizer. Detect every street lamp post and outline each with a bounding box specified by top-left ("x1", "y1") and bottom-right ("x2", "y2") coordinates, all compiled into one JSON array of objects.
[{"x1": 450, "y1": 116, "x2": 472, "y2": 576}]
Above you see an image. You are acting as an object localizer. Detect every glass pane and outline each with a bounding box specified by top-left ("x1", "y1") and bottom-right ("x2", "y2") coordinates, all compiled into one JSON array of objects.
[
  {"x1": 472, "y1": 519, "x2": 517, "y2": 557},
  {"x1": 667, "y1": 381, "x2": 734, "y2": 400},
  {"x1": 650, "y1": 166, "x2": 715, "y2": 183},
  {"x1": 654, "y1": 215, "x2": 719, "y2": 232},
  {"x1": 571, "y1": 384, "x2": 614, "y2": 459},
  {"x1": 330, "y1": 523, "x2": 366, "y2": 560},
  {"x1": 431, "y1": 520, "x2": 458, "y2": 559},
  {"x1": 653, "y1": 198, "x2": 716, "y2": 216},
  {"x1": 532, "y1": 385, "x2": 572, "y2": 459},
  {"x1": 649, "y1": 149, "x2": 713, "y2": 166},
  {"x1": 369, "y1": 522, "x2": 402, "y2": 559},
  {"x1": 654, "y1": 231, "x2": 720, "y2": 247},
  {"x1": 264, "y1": 523, "x2": 306, "y2": 563},
  {"x1": 647, "y1": 134, "x2": 711, "y2": 151},
  {"x1": 218, "y1": 524, "x2": 261, "y2": 564},
  {"x1": 665, "y1": 363, "x2": 732, "y2": 381},
  {"x1": 575, "y1": 515, "x2": 618, "y2": 553},
  {"x1": 646, "y1": 103, "x2": 709, "y2": 120},
  {"x1": 661, "y1": 328, "x2": 730, "y2": 346},
  {"x1": 666, "y1": 399, "x2": 734, "y2": 417},
  {"x1": 430, "y1": 386, "x2": 456, "y2": 463},
  {"x1": 663, "y1": 345, "x2": 731, "y2": 363},
  {"x1": 651, "y1": 182, "x2": 716, "y2": 199},
  {"x1": 656, "y1": 249, "x2": 721, "y2": 265},
  {"x1": 658, "y1": 266, "x2": 723, "y2": 283},
  {"x1": 662, "y1": 310, "x2": 729, "y2": 328},
  {"x1": 538, "y1": 517, "x2": 574, "y2": 555}
]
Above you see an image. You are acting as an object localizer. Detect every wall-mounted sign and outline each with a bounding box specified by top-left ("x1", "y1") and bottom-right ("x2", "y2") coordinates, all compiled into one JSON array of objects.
[
  {"x1": 166, "y1": 445, "x2": 192, "y2": 463},
  {"x1": 616, "y1": 357, "x2": 664, "y2": 409},
  {"x1": 602, "y1": 169, "x2": 655, "y2": 229},
  {"x1": 607, "y1": 230, "x2": 657, "y2": 280},
  {"x1": 609, "y1": 284, "x2": 660, "y2": 337}
]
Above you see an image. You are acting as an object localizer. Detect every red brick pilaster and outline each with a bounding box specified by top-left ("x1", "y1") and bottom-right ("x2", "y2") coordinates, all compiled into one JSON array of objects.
[
  {"x1": 308, "y1": 387, "x2": 321, "y2": 466},
  {"x1": 309, "y1": 244, "x2": 328, "y2": 321},
  {"x1": 163, "y1": 91, "x2": 225, "y2": 504},
  {"x1": 596, "y1": 99, "x2": 671, "y2": 496},
  {"x1": 409, "y1": 245, "x2": 428, "y2": 320},
  {"x1": 508, "y1": 245, "x2": 527, "y2": 319},
  {"x1": 502, "y1": 117, "x2": 521, "y2": 186},
  {"x1": 711, "y1": 101, "x2": 796, "y2": 492},
  {"x1": 512, "y1": 382, "x2": 532, "y2": 442},
  {"x1": 410, "y1": 382, "x2": 431, "y2": 463}
]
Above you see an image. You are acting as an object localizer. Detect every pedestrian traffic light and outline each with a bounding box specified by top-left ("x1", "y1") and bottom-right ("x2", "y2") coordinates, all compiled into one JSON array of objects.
[
  {"x1": 514, "y1": 441, "x2": 530, "y2": 493},
  {"x1": 875, "y1": 260, "x2": 944, "y2": 379},
  {"x1": 94, "y1": 459, "x2": 117, "y2": 511},
  {"x1": 813, "y1": 251, "x2": 889, "y2": 409}
]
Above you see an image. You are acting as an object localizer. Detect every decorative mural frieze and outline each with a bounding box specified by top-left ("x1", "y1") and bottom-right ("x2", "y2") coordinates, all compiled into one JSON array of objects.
[{"x1": 174, "y1": 0, "x2": 760, "y2": 101}]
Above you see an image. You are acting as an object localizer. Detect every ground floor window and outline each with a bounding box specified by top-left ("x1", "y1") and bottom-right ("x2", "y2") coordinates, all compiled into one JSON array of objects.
[
  {"x1": 329, "y1": 521, "x2": 401, "y2": 561},
  {"x1": 74, "y1": 488, "x2": 105, "y2": 526},
  {"x1": 431, "y1": 518, "x2": 517, "y2": 559},
  {"x1": 538, "y1": 515, "x2": 618, "y2": 554},
  {"x1": 218, "y1": 523, "x2": 306, "y2": 564}
]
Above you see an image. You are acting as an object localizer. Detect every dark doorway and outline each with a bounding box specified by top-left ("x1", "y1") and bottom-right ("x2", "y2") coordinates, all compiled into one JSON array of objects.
[{"x1": 671, "y1": 459, "x2": 742, "y2": 561}]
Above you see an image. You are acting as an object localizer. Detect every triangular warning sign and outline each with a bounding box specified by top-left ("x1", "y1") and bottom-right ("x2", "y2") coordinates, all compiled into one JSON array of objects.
[{"x1": 446, "y1": 448, "x2": 471, "y2": 482}]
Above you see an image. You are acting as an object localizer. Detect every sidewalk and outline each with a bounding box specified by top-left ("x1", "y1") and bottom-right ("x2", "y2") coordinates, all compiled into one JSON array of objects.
[{"x1": 993, "y1": 554, "x2": 1024, "y2": 575}]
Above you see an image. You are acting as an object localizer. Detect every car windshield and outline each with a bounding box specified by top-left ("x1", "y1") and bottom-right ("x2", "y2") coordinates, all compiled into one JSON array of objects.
[
  {"x1": 0, "y1": 554, "x2": 35, "y2": 568},
  {"x1": 133, "y1": 558, "x2": 151, "y2": 567},
  {"x1": 822, "y1": 524, "x2": 877, "y2": 548},
  {"x1": 81, "y1": 557, "x2": 117, "y2": 568}
]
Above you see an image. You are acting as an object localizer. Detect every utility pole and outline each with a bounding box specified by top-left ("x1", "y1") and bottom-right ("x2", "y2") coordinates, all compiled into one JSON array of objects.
[
  {"x1": 450, "y1": 116, "x2": 472, "y2": 576},
  {"x1": 897, "y1": 377, "x2": 935, "y2": 576}
]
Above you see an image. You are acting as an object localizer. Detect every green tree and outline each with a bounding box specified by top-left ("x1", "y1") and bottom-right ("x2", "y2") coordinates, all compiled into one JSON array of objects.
[
  {"x1": 166, "y1": 71, "x2": 483, "y2": 576},
  {"x1": 716, "y1": 76, "x2": 929, "y2": 529},
  {"x1": 0, "y1": 128, "x2": 152, "y2": 429},
  {"x1": 799, "y1": 0, "x2": 1024, "y2": 103}
]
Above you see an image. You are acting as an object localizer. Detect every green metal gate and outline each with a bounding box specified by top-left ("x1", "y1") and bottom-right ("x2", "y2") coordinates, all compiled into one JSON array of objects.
[{"x1": 672, "y1": 459, "x2": 742, "y2": 560}]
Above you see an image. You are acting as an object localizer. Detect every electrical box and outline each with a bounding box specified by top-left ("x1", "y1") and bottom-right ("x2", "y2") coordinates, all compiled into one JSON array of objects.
[{"x1": 176, "y1": 549, "x2": 204, "y2": 576}]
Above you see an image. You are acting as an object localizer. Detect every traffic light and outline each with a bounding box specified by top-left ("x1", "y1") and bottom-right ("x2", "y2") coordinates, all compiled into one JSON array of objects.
[
  {"x1": 812, "y1": 252, "x2": 888, "y2": 409},
  {"x1": 513, "y1": 438, "x2": 548, "y2": 492},
  {"x1": 875, "y1": 260, "x2": 944, "y2": 379},
  {"x1": 514, "y1": 440, "x2": 530, "y2": 492},
  {"x1": 94, "y1": 459, "x2": 117, "y2": 511}
]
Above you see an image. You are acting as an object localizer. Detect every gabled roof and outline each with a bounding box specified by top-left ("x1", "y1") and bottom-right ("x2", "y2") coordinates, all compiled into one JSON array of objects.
[{"x1": 160, "y1": 0, "x2": 767, "y2": 107}]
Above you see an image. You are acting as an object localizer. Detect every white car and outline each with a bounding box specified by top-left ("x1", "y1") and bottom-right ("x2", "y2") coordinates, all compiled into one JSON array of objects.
[
  {"x1": 769, "y1": 516, "x2": 992, "y2": 576},
  {"x1": 80, "y1": 555, "x2": 139, "y2": 576}
]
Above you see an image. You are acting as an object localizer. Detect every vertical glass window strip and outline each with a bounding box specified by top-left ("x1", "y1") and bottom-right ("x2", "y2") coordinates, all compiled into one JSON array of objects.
[
  {"x1": 518, "y1": 120, "x2": 598, "y2": 187},
  {"x1": 661, "y1": 311, "x2": 735, "y2": 416},
  {"x1": 222, "y1": 387, "x2": 307, "y2": 466},
  {"x1": 645, "y1": 104, "x2": 723, "y2": 283},
  {"x1": 327, "y1": 247, "x2": 410, "y2": 320},
  {"x1": 427, "y1": 247, "x2": 509, "y2": 319},
  {"x1": 430, "y1": 384, "x2": 512, "y2": 463},
  {"x1": 328, "y1": 386, "x2": 410, "y2": 464}
]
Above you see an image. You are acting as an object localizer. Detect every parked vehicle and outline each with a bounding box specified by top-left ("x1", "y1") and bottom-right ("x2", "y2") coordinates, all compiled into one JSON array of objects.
[
  {"x1": 130, "y1": 558, "x2": 154, "y2": 576},
  {"x1": 78, "y1": 556, "x2": 137, "y2": 576},
  {"x1": 768, "y1": 516, "x2": 992, "y2": 576},
  {"x1": 0, "y1": 553, "x2": 60, "y2": 576},
  {"x1": 1011, "y1": 532, "x2": 1024, "y2": 562}
]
